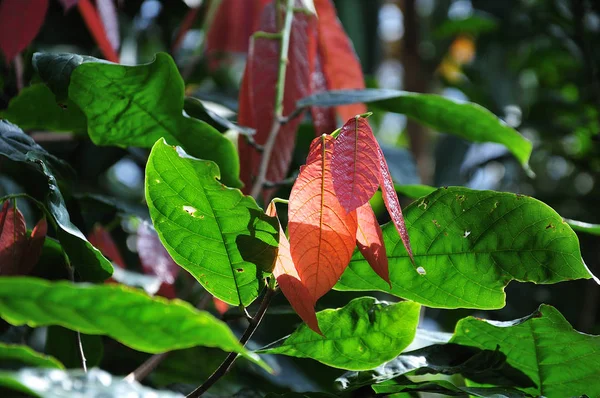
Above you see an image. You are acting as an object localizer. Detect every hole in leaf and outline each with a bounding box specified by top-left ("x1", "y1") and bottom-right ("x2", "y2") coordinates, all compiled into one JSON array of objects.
[
  {"x1": 463, "y1": 230, "x2": 471, "y2": 238},
  {"x1": 416, "y1": 266, "x2": 426, "y2": 275}
]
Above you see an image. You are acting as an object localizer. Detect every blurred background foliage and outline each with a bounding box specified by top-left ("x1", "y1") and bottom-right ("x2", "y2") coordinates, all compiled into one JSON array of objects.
[{"x1": 0, "y1": 0, "x2": 599, "y2": 395}]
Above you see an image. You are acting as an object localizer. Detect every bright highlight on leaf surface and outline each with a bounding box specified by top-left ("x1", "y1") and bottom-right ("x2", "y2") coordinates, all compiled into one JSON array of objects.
[
  {"x1": 238, "y1": 1, "x2": 316, "y2": 199},
  {"x1": 0, "y1": 0, "x2": 48, "y2": 63},
  {"x1": 288, "y1": 135, "x2": 358, "y2": 303},
  {"x1": 267, "y1": 202, "x2": 320, "y2": 334}
]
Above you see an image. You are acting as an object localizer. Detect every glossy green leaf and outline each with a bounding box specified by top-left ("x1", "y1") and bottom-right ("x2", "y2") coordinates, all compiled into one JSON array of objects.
[
  {"x1": 27, "y1": 154, "x2": 113, "y2": 282},
  {"x1": 0, "y1": 277, "x2": 267, "y2": 369},
  {"x1": 297, "y1": 90, "x2": 533, "y2": 175},
  {"x1": 258, "y1": 298, "x2": 420, "y2": 370},
  {"x1": 0, "y1": 343, "x2": 64, "y2": 369},
  {"x1": 451, "y1": 304, "x2": 600, "y2": 397},
  {"x1": 372, "y1": 379, "x2": 529, "y2": 397},
  {"x1": 1, "y1": 84, "x2": 86, "y2": 132},
  {"x1": 336, "y1": 187, "x2": 594, "y2": 309},
  {"x1": 34, "y1": 52, "x2": 241, "y2": 187},
  {"x1": 145, "y1": 139, "x2": 278, "y2": 306}
]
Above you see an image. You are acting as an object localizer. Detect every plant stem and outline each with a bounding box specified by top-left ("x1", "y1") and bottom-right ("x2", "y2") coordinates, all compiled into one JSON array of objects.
[
  {"x1": 250, "y1": 0, "x2": 296, "y2": 199},
  {"x1": 186, "y1": 287, "x2": 276, "y2": 398},
  {"x1": 124, "y1": 352, "x2": 170, "y2": 383}
]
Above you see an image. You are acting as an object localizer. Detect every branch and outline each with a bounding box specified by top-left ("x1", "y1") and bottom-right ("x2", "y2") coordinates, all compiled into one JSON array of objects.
[
  {"x1": 249, "y1": 0, "x2": 296, "y2": 199},
  {"x1": 124, "y1": 352, "x2": 170, "y2": 383},
  {"x1": 186, "y1": 287, "x2": 277, "y2": 398}
]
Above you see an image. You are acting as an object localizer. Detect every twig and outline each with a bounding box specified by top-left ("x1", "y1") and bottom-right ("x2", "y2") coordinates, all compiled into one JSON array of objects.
[
  {"x1": 249, "y1": 0, "x2": 296, "y2": 199},
  {"x1": 124, "y1": 352, "x2": 170, "y2": 383},
  {"x1": 186, "y1": 286, "x2": 276, "y2": 398}
]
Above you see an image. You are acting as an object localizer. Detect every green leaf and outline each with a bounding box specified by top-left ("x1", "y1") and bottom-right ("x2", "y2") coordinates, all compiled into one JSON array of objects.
[
  {"x1": 184, "y1": 97, "x2": 255, "y2": 136},
  {"x1": 336, "y1": 187, "x2": 594, "y2": 309},
  {"x1": 33, "y1": 53, "x2": 100, "y2": 102},
  {"x1": 27, "y1": 154, "x2": 113, "y2": 282},
  {"x1": 297, "y1": 90, "x2": 533, "y2": 176},
  {"x1": 0, "y1": 371, "x2": 40, "y2": 397},
  {"x1": 0, "y1": 277, "x2": 268, "y2": 370},
  {"x1": 257, "y1": 298, "x2": 420, "y2": 370},
  {"x1": 372, "y1": 379, "x2": 530, "y2": 397},
  {"x1": 1, "y1": 84, "x2": 87, "y2": 132},
  {"x1": 145, "y1": 139, "x2": 278, "y2": 306},
  {"x1": 450, "y1": 304, "x2": 600, "y2": 397},
  {"x1": 35, "y1": 52, "x2": 241, "y2": 187},
  {"x1": 395, "y1": 184, "x2": 437, "y2": 199},
  {"x1": 432, "y1": 13, "x2": 499, "y2": 38},
  {"x1": 564, "y1": 218, "x2": 600, "y2": 236},
  {"x1": 0, "y1": 120, "x2": 72, "y2": 179},
  {"x1": 0, "y1": 343, "x2": 64, "y2": 369},
  {"x1": 336, "y1": 341, "x2": 534, "y2": 391}
]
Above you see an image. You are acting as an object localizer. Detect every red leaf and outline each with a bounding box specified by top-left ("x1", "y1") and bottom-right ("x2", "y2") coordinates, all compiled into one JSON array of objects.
[
  {"x1": 267, "y1": 202, "x2": 320, "y2": 334},
  {"x1": 88, "y1": 224, "x2": 126, "y2": 268},
  {"x1": 314, "y1": 0, "x2": 366, "y2": 121},
  {"x1": 309, "y1": 50, "x2": 337, "y2": 135},
  {"x1": 331, "y1": 116, "x2": 380, "y2": 213},
  {"x1": 19, "y1": 217, "x2": 47, "y2": 275},
  {"x1": 0, "y1": 0, "x2": 48, "y2": 63},
  {"x1": 96, "y1": 0, "x2": 120, "y2": 51},
  {"x1": 0, "y1": 201, "x2": 9, "y2": 236},
  {"x1": 213, "y1": 297, "x2": 230, "y2": 315},
  {"x1": 77, "y1": 0, "x2": 119, "y2": 63},
  {"x1": 238, "y1": 2, "x2": 316, "y2": 200},
  {"x1": 355, "y1": 203, "x2": 390, "y2": 286},
  {"x1": 137, "y1": 221, "x2": 180, "y2": 298},
  {"x1": 288, "y1": 135, "x2": 357, "y2": 302},
  {"x1": 206, "y1": 0, "x2": 270, "y2": 57},
  {"x1": 376, "y1": 143, "x2": 414, "y2": 263},
  {"x1": 0, "y1": 205, "x2": 28, "y2": 275},
  {"x1": 58, "y1": 0, "x2": 79, "y2": 11}
]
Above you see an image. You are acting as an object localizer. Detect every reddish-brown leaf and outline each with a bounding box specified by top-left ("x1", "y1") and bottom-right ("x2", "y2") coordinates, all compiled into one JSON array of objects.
[
  {"x1": 88, "y1": 224, "x2": 126, "y2": 268},
  {"x1": 238, "y1": 2, "x2": 316, "y2": 200},
  {"x1": 309, "y1": 51, "x2": 337, "y2": 135},
  {"x1": 314, "y1": 0, "x2": 366, "y2": 121},
  {"x1": 19, "y1": 217, "x2": 47, "y2": 275},
  {"x1": 206, "y1": 0, "x2": 270, "y2": 57},
  {"x1": 0, "y1": 201, "x2": 9, "y2": 236},
  {"x1": 267, "y1": 202, "x2": 320, "y2": 334},
  {"x1": 77, "y1": 0, "x2": 119, "y2": 62},
  {"x1": 376, "y1": 144, "x2": 414, "y2": 263},
  {"x1": 288, "y1": 135, "x2": 357, "y2": 302},
  {"x1": 0, "y1": 205, "x2": 28, "y2": 275},
  {"x1": 355, "y1": 203, "x2": 390, "y2": 286},
  {"x1": 0, "y1": 0, "x2": 48, "y2": 63},
  {"x1": 331, "y1": 116, "x2": 380, "y2": 213},
  {"x1": 212, "y1": 297, "x2": 230, "y2": 315},
  {"x1": 137, "y1": 221, "x2": 180, "y2": 298}
]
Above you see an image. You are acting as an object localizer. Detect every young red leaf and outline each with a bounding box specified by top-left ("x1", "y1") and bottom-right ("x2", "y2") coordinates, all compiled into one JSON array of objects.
[
  {"x1": 0, "y1": 205, "x2": 28, "y2": 275},
  {"x1": 288, "y1": 135, "x2": 358, "y2": 302},
  {"x1": 331, "y1": 116, "x2": 380, "y2": 213},
  {"x1": 88, "y1": 224, "x2": 126, "y2": 268},
  {"x1": 137, "y1": 221, "x2": 180, "y2": 298},
  {"x1": 18, "y1": 217, "x2": 47, "y2": 275},
  {"x1": 377, "y1": 144, "x2": 414, "y2": 263},
  {"x1": 314, "y1": 0, "x2": 366, "y2": 121},
  {"x1": 212, "y1": 297, "x2": 230, "y2": 315},
  {"x1": 96, "y1": 0, "x2": 120, "y2": 51},
  {"x1": 309, "y1": 51, "x2": 337, "y2": 135},
  {"x1": 238, "y1": 2, "x2": 316, "y2": 199},
  {"x1": 206, "y1": 0, "x2": 270, "y2": 57},
  {"x1": 77, "y1": 0, "x2": 119, "y2": 63},
  {"x1": 355, "y1": 203, "x2": 390, "y2": 287},
  {"x1": 267, "y1": 202, "x2": 320, "y2": 334},
  {"x1": 0, "y1": 0, "x2": 49, "y2": 63},
  {"x1": 0, "y1": 201, "x2": 9, "y2": 236}
]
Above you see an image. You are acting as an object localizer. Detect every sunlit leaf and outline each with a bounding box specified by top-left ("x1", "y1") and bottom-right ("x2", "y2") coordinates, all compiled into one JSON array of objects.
[
  {"x1": 267, "y1": 202, "x2": 320, "y2": 334},
  {"x1": 238, "y1": 2, "x2": 316, "y2": 199},
  {"x1": 288, "y1": 135, "x2": 357, "y2": 303},
  {"x1": 0, "y1": 276, "x2": 266, "y2": 368},
  {"x1": 145, "y1": 139, "x2": 279, "y2": 306},
  {"x1": 373, "y1": 379, "x2": 530, "y2": 397},
  {"x1": 297, "y1": 89, "x2": 534, "y2": 175},
  {"x1": 0, "y1": 0, "x2": 48, "y2": 62},
  {"x1": 336, "y1": 187, "x2": 595, "y2": 308},
  {"x1": 0, "y1": 343, "x2": 63, "y2": 369},
  {"x1": 258, "y1": 297, "x2": 420, "y2": 370},
  {"x1": 34, "y1": 52, "x2": 242, "y2": 187}
]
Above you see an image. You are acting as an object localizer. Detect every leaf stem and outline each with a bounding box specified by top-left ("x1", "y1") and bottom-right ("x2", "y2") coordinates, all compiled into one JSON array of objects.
[
  {"x1": 186, "y1": 286, "x2": 277, "y2": 398},
  {"x1": 249, "y1": 0, "x2": 296, "y2": 199},
  {"x1": 124, "y1": 352, "x2": 170, "y2": 383}
]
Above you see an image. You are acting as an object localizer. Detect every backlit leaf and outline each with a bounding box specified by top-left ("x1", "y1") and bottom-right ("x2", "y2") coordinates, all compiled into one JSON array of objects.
[
  {"x1": 238, "y1": 2, "x2": 315, "y2": 199},
  {"x1": 313, "y1": 0, "x2": 366, "y2": 121},
  {"x1": 145, "y1": 139, "x2": 279, "y2": 306},
  {"x1": 355, "y1": 203, "x2": 389, "y2": 286},
  {"x1": 288, "y1": 135, "x2": 357, "y2": 302},
  {"x1": 336, "y1": 187, "x2": 594, "y2": 308},
  {"x1": 258, "y1": 297, "x2": 420, "y2": 370},
  {"x1": 0, "y1": 276, "x2": 266, "y2": 368},
  {"x1": 297, "y1": 89, "x2": 534, "y2": 175},
  {"x1": 0, "y1": 0, "x2": 48, "y2": 62},
  {"x1": 0, "y1": 204, "x2": 27, "y2": 275},
  {"x1": 0, "y1": 343, "x2": 63, "y2": 369},
  {"x1": 137, "y1": 221, "x2": 180, "y2": 298},
  {"x1": 267, "y1": 202, "x2": 320, "y2": 334}
]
